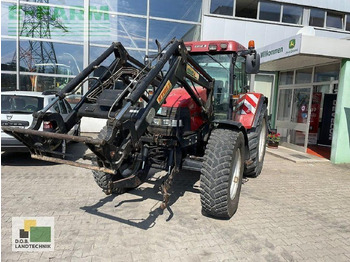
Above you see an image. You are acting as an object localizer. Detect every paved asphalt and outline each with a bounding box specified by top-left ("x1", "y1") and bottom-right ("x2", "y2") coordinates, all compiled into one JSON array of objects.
[{"x1": 1, "y1": 143, "x2": 350, "y2": 261}]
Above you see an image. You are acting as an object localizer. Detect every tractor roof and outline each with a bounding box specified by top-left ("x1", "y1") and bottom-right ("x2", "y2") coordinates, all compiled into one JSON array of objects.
[{"x1": 185, "y1": 40, "x2": 247, "y2": 53}]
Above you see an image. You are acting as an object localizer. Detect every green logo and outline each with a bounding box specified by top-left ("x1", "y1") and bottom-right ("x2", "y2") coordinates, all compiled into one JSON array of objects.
[
  {"x1": 7, "y1": 4, "x2": 110, "y2": 37},
  {"x1": 289, "y1": 39, "x2": 296, "y2": 49},
  {"x1": 12, "y1": 217, "x2": 54, "y2": 251}
]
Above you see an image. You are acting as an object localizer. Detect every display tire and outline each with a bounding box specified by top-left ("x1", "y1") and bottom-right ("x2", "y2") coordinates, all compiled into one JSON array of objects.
[{"x1": 200, "y1": 128, "x2": 245, "y2": 219}]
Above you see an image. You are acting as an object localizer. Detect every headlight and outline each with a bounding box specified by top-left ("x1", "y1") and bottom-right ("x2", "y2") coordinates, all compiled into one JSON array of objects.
[
  {"x1": 162, "y1": 119, "x2": 170, "y2": 126},
  {"x1": 152, "y1": 119, "x2": 161, "y2": 125},
  {"x1": 152, "y1": 118, "x2": 183, "y2": 127}
]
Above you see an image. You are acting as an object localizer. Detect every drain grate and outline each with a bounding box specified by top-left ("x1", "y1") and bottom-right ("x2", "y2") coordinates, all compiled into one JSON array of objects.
[{"x1": 290, "y1": 154, "x2": 311, "y2": 159}]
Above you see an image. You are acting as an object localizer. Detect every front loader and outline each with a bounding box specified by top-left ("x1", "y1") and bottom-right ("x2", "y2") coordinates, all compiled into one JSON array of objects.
[{"x1": 3, "y1": 38, "x2": 267, "y2": 219}]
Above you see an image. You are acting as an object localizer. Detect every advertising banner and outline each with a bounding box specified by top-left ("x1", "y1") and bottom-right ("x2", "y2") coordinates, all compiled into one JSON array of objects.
[
  {"x1": 257, "y1": 34, "x2": 302, "y2": 63},
  {"x1": 319, "y1": 94, "x2": 337, "y2": 145},
  {"x1": 308, "y1": 92, "x2": 322, "y2": 144}
]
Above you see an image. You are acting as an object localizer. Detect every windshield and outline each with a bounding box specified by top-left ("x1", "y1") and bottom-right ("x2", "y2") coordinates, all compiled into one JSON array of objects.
[
  {"x1": 191, "y1": 53, "x2": 232, "y2": 118},
  {"x1": 1, "y1": 95, "x2": 44, "y2": 114}
]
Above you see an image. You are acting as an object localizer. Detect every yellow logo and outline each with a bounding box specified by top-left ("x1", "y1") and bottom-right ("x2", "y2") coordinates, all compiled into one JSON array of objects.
[{"x1": 157, "y1": 80, "x2": 172, "y2": 104}]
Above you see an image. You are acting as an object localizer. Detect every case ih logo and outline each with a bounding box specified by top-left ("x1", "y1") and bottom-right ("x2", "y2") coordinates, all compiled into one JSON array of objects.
[
  {"x1": 289, "y1": 39, "x2": 296, "y2": 49},
  {"x1": 12, "y1": 217, "x2": 54, "y2": 251}
]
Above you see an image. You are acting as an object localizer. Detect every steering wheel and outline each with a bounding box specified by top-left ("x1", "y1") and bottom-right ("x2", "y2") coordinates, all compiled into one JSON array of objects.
[{"x1": 24, "y1": 105, "x2": 38, "y2": 111}]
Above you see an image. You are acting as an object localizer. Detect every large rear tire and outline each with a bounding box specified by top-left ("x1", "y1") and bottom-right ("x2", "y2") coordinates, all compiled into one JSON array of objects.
[
  {"x1": 200, "y1": 129, "x2": 245, "y2": 219},
  {"x1": 244, "y1": 104, "x2": 267, "y2": 178}
]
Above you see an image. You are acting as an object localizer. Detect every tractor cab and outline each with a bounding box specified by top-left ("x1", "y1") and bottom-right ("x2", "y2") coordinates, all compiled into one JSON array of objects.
[{"x1": 185, "y1": 40, "x2": 260, "y2": 120}]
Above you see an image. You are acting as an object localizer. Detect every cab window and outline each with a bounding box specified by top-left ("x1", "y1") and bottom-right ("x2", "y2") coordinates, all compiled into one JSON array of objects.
[
  {"x1": 233, "y1": 56, "x2": 247, "y2": 95},
  {"x1": 191, "y1": 53, "x2": 232, "y2": 119}
]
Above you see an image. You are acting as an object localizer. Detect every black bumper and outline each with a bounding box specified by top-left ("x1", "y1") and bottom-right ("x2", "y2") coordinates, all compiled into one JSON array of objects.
[{"x1": 1, "y1": 136, "x2": 28, "y2": 152}]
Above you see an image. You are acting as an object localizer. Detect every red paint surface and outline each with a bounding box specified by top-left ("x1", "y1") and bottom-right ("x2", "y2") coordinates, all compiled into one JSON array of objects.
[
  {"x1": 234, "y1": 93, "x2": 263, "y2": 129},
  {"x1": 307, "y1": 145, "x2": 331, "y2": 159},
  {"x1": 162, "y1": 87, "x2": 207, "y2": 131},
  {"x1": 309, "y1": 92, "x2": 322, "y2": 134}
]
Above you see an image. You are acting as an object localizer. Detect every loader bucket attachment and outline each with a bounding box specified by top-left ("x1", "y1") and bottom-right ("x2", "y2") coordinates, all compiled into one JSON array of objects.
[{"x1": 2, "y1": 39, "x2": 214, "y2": 178}]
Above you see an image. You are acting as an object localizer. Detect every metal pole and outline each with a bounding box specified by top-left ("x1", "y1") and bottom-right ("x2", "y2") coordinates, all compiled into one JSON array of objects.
[
  {"x1": 83, "y1": 0, "x2": 90, "y2": 95},
  {"x1": 146, "y1": 0, "x2": 150, "y2": 56},
  {"x1": 16, "y1": 0, "x2": 20, "y2": 91}
]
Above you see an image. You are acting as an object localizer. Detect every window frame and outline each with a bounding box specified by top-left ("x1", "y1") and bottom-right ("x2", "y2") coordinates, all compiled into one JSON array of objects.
[
  {"x1": 325, "y1": 10, "x2": 345, "y2": 30},
  {"x1": 258, "y1": 1, "x2": 282, "y2": 23},
  {"x1": 235, "y1": 0, "x2": 258, "y2": 19},
  {"x1": 281, "y1": 4, "x2": 303, "y2": 25},
  {"x1": 210, "y1": 0, "x2": 234, "y2": 17},
  {"x1": 309, "y1": 7, "x2": 326, "y2": 28}
]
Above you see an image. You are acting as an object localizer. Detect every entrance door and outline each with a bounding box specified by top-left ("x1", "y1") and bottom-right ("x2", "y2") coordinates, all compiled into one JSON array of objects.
[{"x1": 276, "y1": 86, "x2": 313, "y2": 152}]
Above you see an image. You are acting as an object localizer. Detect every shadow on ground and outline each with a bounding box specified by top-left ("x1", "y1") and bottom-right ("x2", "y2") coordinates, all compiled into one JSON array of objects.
[
  {"x1": 81, "y1": 169, "x2": 201, "y2": 230},
  {"x1": 1, "y1": 142, "x2": 88, "y2": 166}
]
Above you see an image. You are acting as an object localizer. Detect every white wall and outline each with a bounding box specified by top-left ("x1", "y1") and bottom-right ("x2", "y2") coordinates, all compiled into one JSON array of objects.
[
  {"x1": 202, "y1": 16, "x2": 350, "y2": 48},
  {"x1": 272, "y1": 0, "x2": 350, "y2": 13}
]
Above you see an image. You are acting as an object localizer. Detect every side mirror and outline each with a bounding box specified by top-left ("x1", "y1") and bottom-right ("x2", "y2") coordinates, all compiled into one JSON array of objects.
[{"x1": 245, "y1": 52, "x2": 260, "y2": 74}]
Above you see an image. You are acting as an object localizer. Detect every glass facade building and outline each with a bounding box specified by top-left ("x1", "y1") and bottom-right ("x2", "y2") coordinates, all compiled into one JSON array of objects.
[
  {"x1": 1, "y1": 0, "x2": 202, "y2": 92},
  {"x1": 2, "y1": 0, "x2": 350, "y2": 93},
  {"x1": 1, "y1": 0, "x2": 350, "y2": 162}
]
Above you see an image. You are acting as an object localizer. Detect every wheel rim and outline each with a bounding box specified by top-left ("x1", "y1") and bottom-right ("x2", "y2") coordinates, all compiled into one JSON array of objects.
[
  {"x1": 230, "y1": 150, "x2": 242, "y2": 200},
  {"x1": 258, "y1": 120, "x2": 267, "y2": 162}
]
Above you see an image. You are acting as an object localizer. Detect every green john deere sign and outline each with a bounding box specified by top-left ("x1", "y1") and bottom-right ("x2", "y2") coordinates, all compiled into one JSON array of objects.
[{"x1": 289, "y1": 39, "x2": 296, "y2": 49}]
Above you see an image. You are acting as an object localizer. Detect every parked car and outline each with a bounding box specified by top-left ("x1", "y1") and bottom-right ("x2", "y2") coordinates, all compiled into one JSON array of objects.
[{"x1": 1, "y1": 91, "x2": 80, "y2": 152}]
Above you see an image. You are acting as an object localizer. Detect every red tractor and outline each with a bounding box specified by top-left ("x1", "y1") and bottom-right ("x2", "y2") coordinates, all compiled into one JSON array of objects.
[{"x1": 3, "y1": 38, "x2": 267, "y2": 219}]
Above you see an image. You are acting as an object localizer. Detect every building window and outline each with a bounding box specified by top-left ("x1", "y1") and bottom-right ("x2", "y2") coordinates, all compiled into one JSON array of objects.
[
  {"x1": 314, "y1": 64, "x2": 339, "y2": 82},
  {"x1": 151, "y1": 0, "x2": 202, "y2": 22},
  {"x1": 1, "y1": 39, "x2": 16, "y2": 72},
  {"x1": 210, "y1": 0, "x2": 233, "y2": 16},
  {"x1": 309, "y1": 8, "x2": 325, "y2": 27},
  {"x1": 149, "y1": 20, "x2": 200, "y2": 50},
  {"x1": 18, "y1": 4, "x2": 85, "y2": 42},
  {"x1": 346, "y1": 14, "x2": 350, "y2": 31},
  {"x1": 295, "y1": 68, "x2": 312, "y2": 84},
  {"x1": 259, "y1": 1, "x2": 281, "y2": 22},
  {"x1": 90, "y1": 0, "x2": 146, "y2": 15},
  {"x1": 279, "y1": 71, "x2": 294, "y2": 85},
  {"x1": 89, "y1": 14, "x2": 147, "y2": 49},
  {"x1": 326, "y1": 11, "x2": 344, "y2": 29},
  {"x1": 235, "y1": 0, "x2": 258, "y2": 19},
  {"x1": 277, "y1": 89, "x2": 292, "y2": 121},
  {"x1": 282, "y1": 4, "x2": 303, "y2": 25}
]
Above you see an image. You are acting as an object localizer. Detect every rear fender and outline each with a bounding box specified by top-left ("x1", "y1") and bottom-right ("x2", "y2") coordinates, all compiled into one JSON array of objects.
[
  {"x1": 235, "y1": 93, "x2": 268, "y2": 129},
  {"x1": 252, "y1": 96, "x2": 268, "y2": 129},
  {"x1": 212, "y1": 120, "x2": 250, "y2": 161}
]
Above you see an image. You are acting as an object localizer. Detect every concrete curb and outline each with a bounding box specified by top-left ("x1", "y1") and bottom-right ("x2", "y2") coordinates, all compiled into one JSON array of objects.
[{"x1": 266, "y1": 146, "x2": 329, "y2": 163}]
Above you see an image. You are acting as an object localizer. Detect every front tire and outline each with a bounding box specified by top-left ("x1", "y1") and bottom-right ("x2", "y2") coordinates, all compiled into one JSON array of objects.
[
  {"x1": 200, "y1": 129, "x2": 245, "y2": 219},
  {"x1": 92, "y1": 171, "x2": 126, "y2": 194},
  {"x1": 92, "y1": 164, "x2": 150, "y2": 194}
]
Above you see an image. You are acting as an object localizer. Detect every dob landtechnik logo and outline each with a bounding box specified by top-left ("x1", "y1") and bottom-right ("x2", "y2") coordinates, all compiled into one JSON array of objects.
[{"x1": 12, "y1": 217, "x2": 54, "y2": 251}]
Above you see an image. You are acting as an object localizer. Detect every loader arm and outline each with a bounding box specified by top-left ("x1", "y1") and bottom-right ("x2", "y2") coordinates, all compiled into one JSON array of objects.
[{"x1": 2, "y1": 39, "x2": 214, "y2": 174}]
